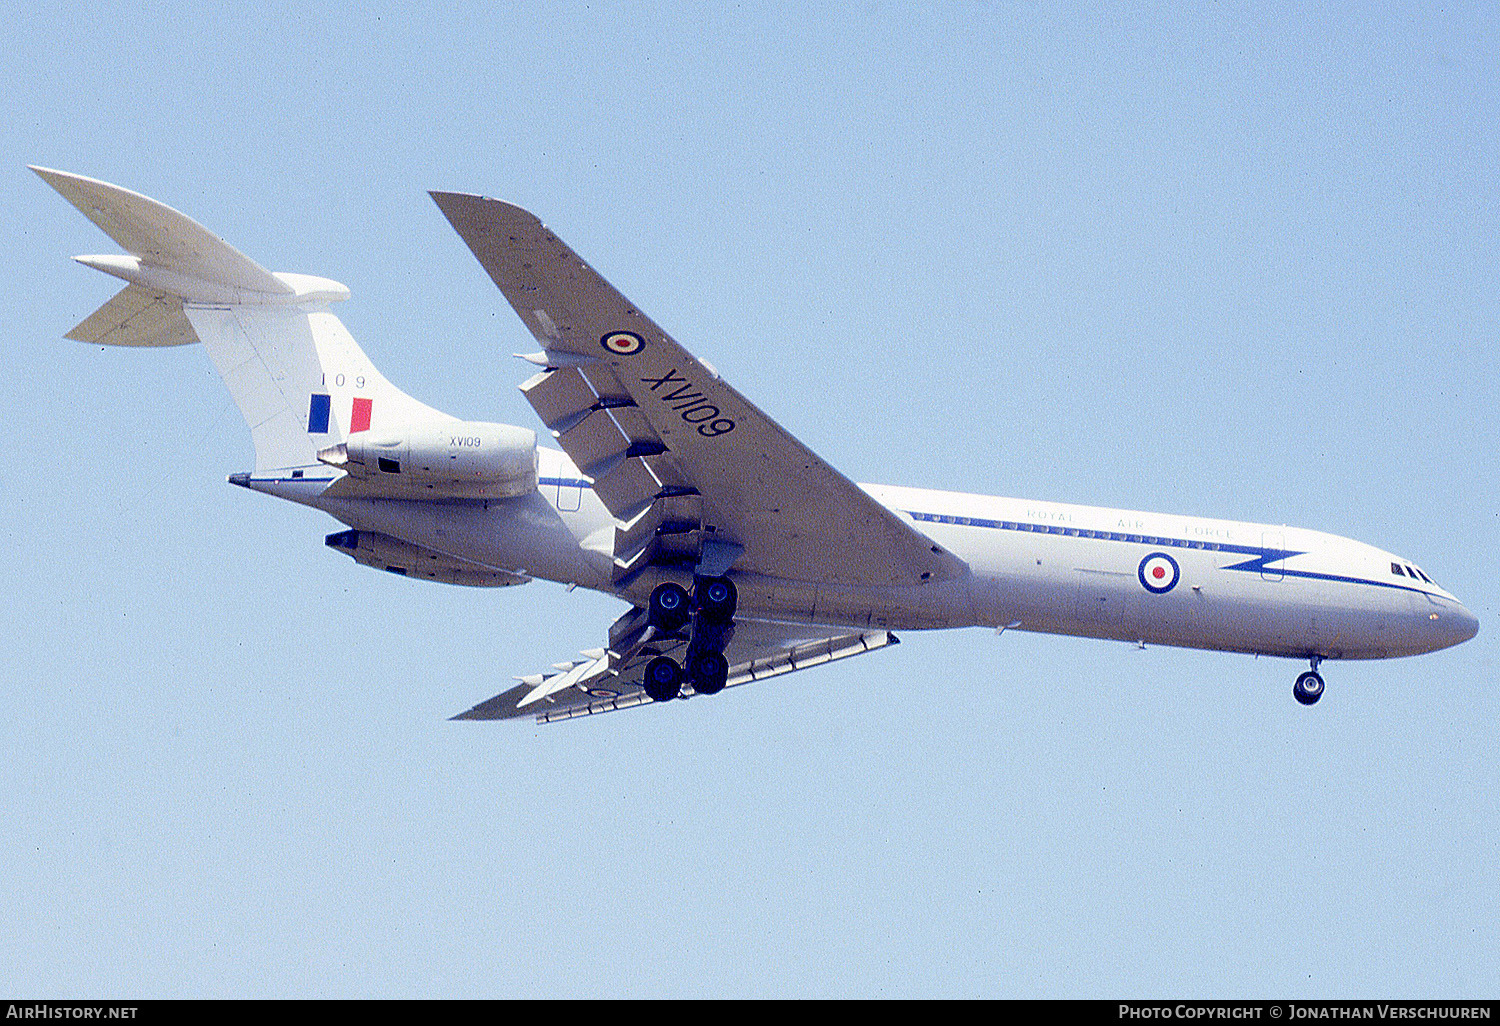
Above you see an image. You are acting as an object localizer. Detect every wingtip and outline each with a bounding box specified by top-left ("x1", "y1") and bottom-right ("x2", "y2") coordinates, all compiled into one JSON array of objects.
[
  {"x1": 428, "y1": 189, "x2": 478, "y2": 207},
  {"x1": 29, "y1": 164, "x2": 71, "y2": 189},
  {"x1": 428, "y1": 190, "x2": 543, "y2": 226},
  {"x1": 29, "y1": 165, "x2": 106, "y2": 191}
]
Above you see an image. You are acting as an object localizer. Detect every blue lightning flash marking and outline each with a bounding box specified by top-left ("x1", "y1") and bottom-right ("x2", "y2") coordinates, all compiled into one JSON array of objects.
[{"x1": 1217, "y1": 549, "x2": 1305, "y2": 574}]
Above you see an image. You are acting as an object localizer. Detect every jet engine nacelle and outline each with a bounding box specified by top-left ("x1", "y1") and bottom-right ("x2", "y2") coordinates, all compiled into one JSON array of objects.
[
  {"x1": 319, "y1": 420, "x2": 538, "y2": 499},
  {"x1": 326, "y1": 530, "x2": 531, "y2": 588}
]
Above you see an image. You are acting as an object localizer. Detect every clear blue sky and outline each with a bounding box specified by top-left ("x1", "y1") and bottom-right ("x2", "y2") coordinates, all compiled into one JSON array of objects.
[{"x1": 2, "y1": 1, "x2": 1496, "y2": 998}]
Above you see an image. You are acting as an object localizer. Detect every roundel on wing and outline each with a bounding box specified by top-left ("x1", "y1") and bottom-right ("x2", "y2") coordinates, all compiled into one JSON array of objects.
[
  {"x1": 600, "y1": 330, "x2": 645, "y2": 356},
  {"x1": 1138, "y1": 552, "x2": 1180, "y2": 594}
]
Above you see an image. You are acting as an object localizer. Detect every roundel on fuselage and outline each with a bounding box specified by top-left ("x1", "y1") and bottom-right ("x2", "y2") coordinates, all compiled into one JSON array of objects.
[{"x1": 1138, "y1": 552, "x2": 1180, "y2": 594}]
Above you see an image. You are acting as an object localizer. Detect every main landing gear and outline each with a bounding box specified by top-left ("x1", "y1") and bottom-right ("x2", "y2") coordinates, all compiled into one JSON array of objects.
[
  {"x1": 1293, "y1": 656, "x2": 1325, "y2": 706},
  {"x1": 641, "y1": 576, "x2": 737, "y2": 702}
]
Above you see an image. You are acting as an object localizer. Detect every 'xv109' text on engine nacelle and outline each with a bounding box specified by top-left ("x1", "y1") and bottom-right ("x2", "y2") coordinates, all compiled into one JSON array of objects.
[{"x1": 318, "y1": 420, "x2": 538, "y2": 499}]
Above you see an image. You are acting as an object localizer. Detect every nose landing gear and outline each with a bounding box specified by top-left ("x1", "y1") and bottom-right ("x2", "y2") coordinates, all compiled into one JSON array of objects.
[{"x1": 1294, "y1": 656, "x2": 1325, "y2": 706}]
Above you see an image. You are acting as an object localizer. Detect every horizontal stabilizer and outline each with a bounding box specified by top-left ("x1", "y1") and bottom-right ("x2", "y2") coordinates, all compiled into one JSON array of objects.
[
  {"x1": 66, "y1": 283, "x2": 199, "y2": 347},
  {"x1": 31, "y1": 166, "x2": 291, "y2": 295},
  {"x1": 326, "y1": 530, "x2": 531, "y2": 588}
]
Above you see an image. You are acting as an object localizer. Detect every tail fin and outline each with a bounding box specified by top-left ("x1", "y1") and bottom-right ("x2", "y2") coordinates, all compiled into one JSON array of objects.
[{"x1": 35, "y1": 167, "x2": 447, "y2": 473}]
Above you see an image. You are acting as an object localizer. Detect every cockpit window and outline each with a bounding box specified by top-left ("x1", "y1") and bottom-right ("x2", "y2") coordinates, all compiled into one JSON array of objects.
[{"x1": 1391, "y1": 561, "x2": 1438, "y2": 586}]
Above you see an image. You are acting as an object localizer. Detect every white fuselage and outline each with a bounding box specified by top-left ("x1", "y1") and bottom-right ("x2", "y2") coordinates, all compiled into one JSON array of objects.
[
  {"x1": 40, "y1": 165, "x2": 1474, "y2": 696},
  {"x1": 253, "y1": 445, "x2": 1476, "y2": 667}
]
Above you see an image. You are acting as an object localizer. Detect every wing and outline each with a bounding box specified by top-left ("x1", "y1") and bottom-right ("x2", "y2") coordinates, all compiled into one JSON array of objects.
[
  {"x1": 452, "y1": 606, "x2": 898, "y2": 724},
  {"x1": 429, "y1": 191, "x2": 966, "y2": 589}
]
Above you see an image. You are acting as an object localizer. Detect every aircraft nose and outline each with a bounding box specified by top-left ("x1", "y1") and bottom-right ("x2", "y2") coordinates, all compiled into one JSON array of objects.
[
  {"x1": 1453, "y1": 603, "x2": 1479, "y2": 644},
  {"x1": 1426, "y1": 599, "x2": 1479, "y2": 651}
]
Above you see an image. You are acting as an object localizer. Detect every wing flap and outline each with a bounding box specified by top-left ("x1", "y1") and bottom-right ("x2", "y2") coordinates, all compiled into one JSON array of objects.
[
  {"x1": 589, "y1": 455, "x2": 663, "y2": 523},
  {"x1": 522, "y1": 365, "x2": 673, "y2": 521},
  {"x1": 520, "y1": 366, "x2": 597, "y2": 433}
]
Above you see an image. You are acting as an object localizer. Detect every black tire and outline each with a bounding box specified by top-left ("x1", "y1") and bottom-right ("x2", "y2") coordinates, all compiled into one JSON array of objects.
[
  {"x1": 648, "y1": 582, "x2": 692, "y2": 633},
  {"x1": 689, "y1": 649, "x2": 729, "y2": 696},
  {"x1": 1293, "y1": 670, "x2": 1324, "y2": 706},
  {"x1": 695, "y1": 575, "x2": 737, "y2": 623},
  {"x1": 643, "y1": 656, "x2": 683, "y2": 702}
]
